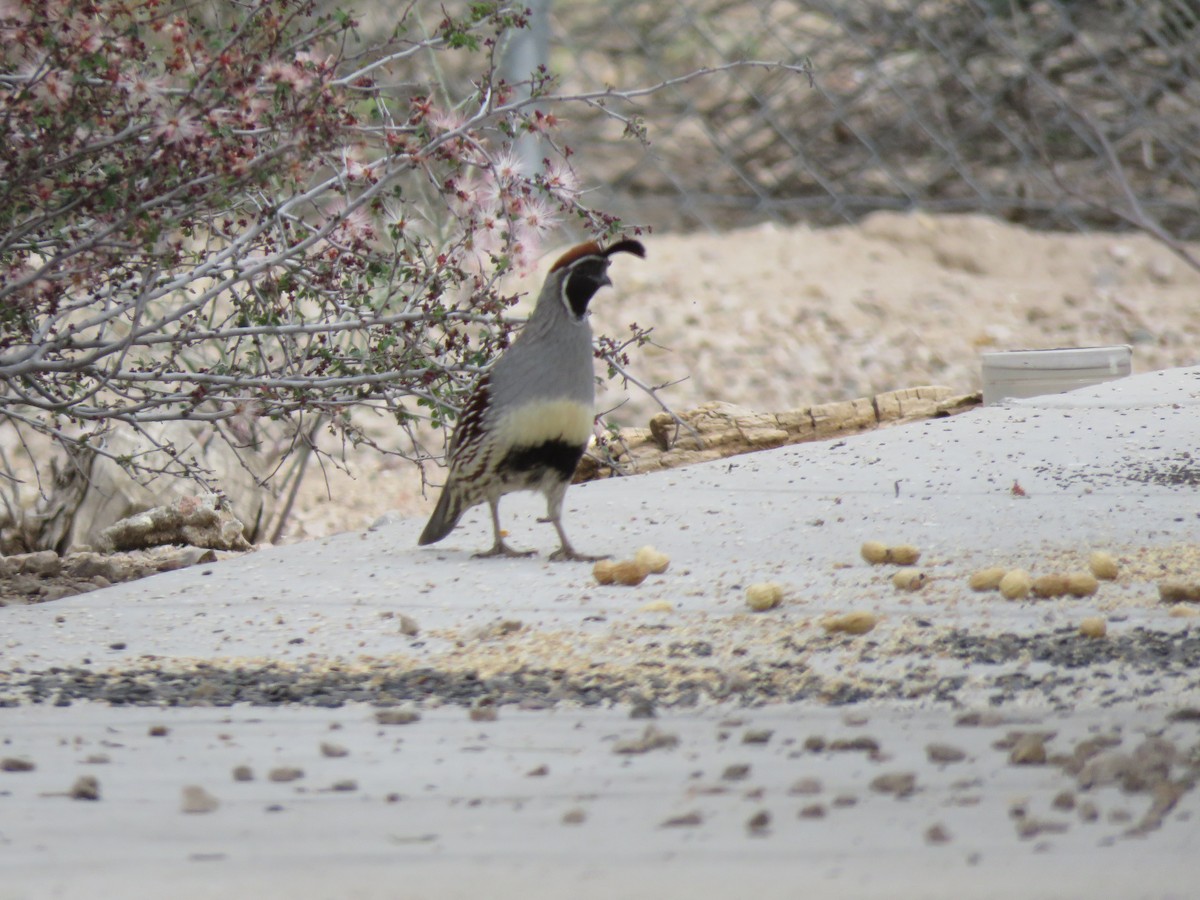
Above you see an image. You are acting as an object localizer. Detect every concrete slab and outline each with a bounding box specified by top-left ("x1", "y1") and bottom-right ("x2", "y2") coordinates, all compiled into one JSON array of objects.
[{"x1": 2, "y1": 366, "x2": 1199, "y2": 898}]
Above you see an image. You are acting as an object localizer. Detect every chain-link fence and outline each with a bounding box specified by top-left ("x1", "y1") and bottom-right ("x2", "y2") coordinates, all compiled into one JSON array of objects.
[{"x1": 533, "y1": 0, "x2": 1199, "y2": 239}]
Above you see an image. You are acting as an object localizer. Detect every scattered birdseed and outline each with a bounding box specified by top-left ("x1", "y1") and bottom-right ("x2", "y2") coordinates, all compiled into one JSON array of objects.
[
  {"x1": 1066, "y1": 572, "x2": 1099, "y2": 597},
  {"x1": 822, "y1": 611, "x2": 878, "y2": 635},
  {"x1": 1089, "y1": 551, "x2": 1120, "y2": 581},
  {"x1": 891, "y1": 568, "x2": 926, "y2": 591},
  {"x1": 745, "y1": 582, "x2": 784, "y2": 611},
  {"x1": 860, "y1": 541, "x2": 889, "y2": 564},
  {"x1": 969, "y1": 567, "x2": 1007, "y2": 591},
  {"x1": 634, "y1": 546, "x2": 670, "y2": 574},
  {"x1": 1079, "y1": 617, "x2": 1107, "y2": 639},
  {"x1": 1159, "y1": 580, "x2": 1200, "y2": 603},
  {"x1": 999, "y1": 569, "x2": 1032, "y2": 600},
  {"x1": 1032, "y1": 574, "x2": 1071, "y2": 599}
]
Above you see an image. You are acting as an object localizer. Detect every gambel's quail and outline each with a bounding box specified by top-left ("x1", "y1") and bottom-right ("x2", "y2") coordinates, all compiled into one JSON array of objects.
[{"x1": 418, "y1": 238, "x2": 646, "y2": 560}]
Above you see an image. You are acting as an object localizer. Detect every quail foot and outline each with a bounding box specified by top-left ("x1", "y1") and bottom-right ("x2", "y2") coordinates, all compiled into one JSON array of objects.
[{"x1": 418, "y1": 239, "x2": 646, "y2": 560}]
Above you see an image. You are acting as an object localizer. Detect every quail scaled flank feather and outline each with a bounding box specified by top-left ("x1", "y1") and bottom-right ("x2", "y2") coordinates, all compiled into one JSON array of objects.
[{"x1": 418, "y1": 238, "x2": 646, "y2": 560}]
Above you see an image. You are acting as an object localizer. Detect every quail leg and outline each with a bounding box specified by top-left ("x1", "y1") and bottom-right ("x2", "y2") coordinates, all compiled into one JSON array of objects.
[
  {"x1": 474, "y1": 496, "x2": 535, "y2": 558},
  {"x1": 545, "y1": 484, "x2": 607, "y2": 563}
]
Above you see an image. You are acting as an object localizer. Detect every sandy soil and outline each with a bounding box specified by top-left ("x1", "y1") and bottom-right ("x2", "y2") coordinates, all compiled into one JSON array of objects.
[{"x1": 283, "y1": 211, "x2": 1200, "y2": 542}]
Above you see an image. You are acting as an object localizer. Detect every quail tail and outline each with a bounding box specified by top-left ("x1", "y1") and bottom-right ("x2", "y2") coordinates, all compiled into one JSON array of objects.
[{"x1": 418, "y1": 484, "x2": 464, "y2": 546}]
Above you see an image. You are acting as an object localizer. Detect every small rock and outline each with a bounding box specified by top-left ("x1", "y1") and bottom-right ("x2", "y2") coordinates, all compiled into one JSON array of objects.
[
  {"x1": 561, "y1": 807, "x2": 587, "y2": 825},
  {"x1": 526, "y1": 764, "x2": 549, "y2": 777},
  {"x1": 1, "y1": 757, "x2": 35, "y2": 772},
  {"x1": 629, "y1": 701, "x2": 656, "y2": 719},
  {"x1": 148, "y1": 725, "x2": 169, "y2": 737},
  {"x1": 925, "y1": 823, "x2": 952, "y2": 845},
  {"x1": 469, "y1": 703, "x2": 498, "y2": 722},
  {"x1": 1078, "y1": 800, "x2": 1099, "y2": 822},
  {"x1": 268, "y1": 766, "x2": 304, "y2": 783},
  {"x1": 660, "y1": 811, "x2": 703, "y2": 828},
  {"x1": 831, "y1": 794, "x2": 858, "y2": 808},
  {"x1": 721, "y1": 763, "x2": 752, "y2": 781},
  {"x1": 1009, "y1": 733, "x2": 1048, "y2": 766},
  {"x1": 1052, "y1": 790, "x2": 1076, "y2": 811},
  {"x1": 330, "y1": 779, "x2": 357, "y2": 792},
  {"x1": 397, "y1": 614, "x2": 420, "y2": 636},
  {"x1": 746, "y1": 809, "x2": 771, "y2": 834},
  {"x1": 232, "y1": 765, "x2": 254, "y2": 782},
  {"x1": 829, "y1": 735, "x2": 880, "y2": 754},
  {"x1": 789, "y1": 777, "x2": 823, "y2": 796},
  {"x1": 320, "y1": 742, "x2": 349, "y2": 758},
  {"x1": 15, "y1": 550, "x2": 62, "y2": 577},
  {"x1": 181, "y1": 785, "x2": 219, "y2": 814},
  {"x1": 742, "y1": 728, "x2": 773, "y2": 745},
  {"x1": 926, "y1": 743, "x2": 967, "y2": 764},
  {"x1": 1015, "y1": 817, "x2": 1068, "y2": 839},
  {"x1": 869, "y1": 772, "x2": 917, "y2": 798},
  {"x1": 70, "y1": 775, "x2": 100, "y2": 801},
  {"x1": 798, "y1": 803, "x2": 826, "y2": 819},
  {"x1": 613, "y1": 724, "x2": 679, "y2": 755},
  {"x1": 375, "y1": 708, "x2": 420, "y2": 725}
]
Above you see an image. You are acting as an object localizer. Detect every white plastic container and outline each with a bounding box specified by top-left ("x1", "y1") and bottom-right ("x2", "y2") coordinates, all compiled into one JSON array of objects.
[{"x1": 981, "y1": 345, "x2": 1132, "y2": 405}]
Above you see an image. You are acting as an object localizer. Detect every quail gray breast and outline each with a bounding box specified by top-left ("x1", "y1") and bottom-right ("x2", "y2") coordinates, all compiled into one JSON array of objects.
[{"x1": 418, "y1": 238, "x2": 646, "y2": 560}]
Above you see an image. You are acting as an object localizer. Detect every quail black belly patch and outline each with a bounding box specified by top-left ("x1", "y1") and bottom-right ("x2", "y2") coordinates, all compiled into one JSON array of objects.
[{"x1": 500, "y1": 439, "x2": 586, "y2": 481}]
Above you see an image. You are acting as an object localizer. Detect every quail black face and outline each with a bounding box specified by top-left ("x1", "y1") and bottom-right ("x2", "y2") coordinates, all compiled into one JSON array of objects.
[{"x1": 562, "y1": 258, "x2": 612, "y2": 319}]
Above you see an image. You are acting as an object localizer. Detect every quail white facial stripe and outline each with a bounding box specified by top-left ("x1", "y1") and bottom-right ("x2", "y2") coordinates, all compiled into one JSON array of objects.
[{"x1": 493, "y1": 398, "x2": 594, "y2": 451}]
